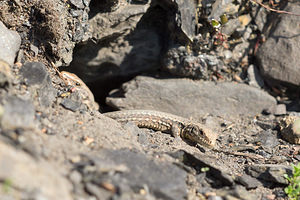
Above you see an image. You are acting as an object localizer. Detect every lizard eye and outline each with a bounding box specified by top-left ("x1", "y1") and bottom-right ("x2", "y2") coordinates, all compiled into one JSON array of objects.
[{"x1": 75, "y1": 82, "x2": 81, "y2": 86}]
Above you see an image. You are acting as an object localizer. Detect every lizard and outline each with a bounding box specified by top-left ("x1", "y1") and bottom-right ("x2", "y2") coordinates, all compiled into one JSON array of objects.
[
  {"x1": 104, "y1": 110, "x2": 217, "y2": 148},
  {"x1": 60, "y1": 71, "x2": 99, "y2": 111}
]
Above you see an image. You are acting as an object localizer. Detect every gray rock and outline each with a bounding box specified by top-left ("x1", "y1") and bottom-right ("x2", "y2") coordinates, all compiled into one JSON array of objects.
[
  {"x1": 235, "y1": 174, "x2": 262, "y2": 189},
  {"x1": 170, "y1": 150, "x2": 235, "y2": 186},
  {"x1": 20, "y1": 62, "x2": 56, "y2": 107},
  {"x1": 0, "y1": 60, "x2": 12, "y2": 89},
  {"x1": 70, "y1": 28, "x2": 160, "y2": 83},
  {"x1": 0, "y1": 140, "x2": 72, "y2": 200},
  {"x1": 257, "y1": 130, "x2": 279, "y2": 149},
  {"x1": 154, "y1": 0, "x2": 196, "y2": 41},
  {"x1": 1, "y1": 95, "x2": 35, "y2": 131},
  {"x1": 20, "y1": 62, "x2": 49, "y2": 86},
  {"x1": 60, "y1": 98, "x2": 83, "y2": 112},
  {"x1": 208, "y1": 0, "x2": 233, "y2": 20},
  {"x1": 274, "y1": 104, "x2": 286, "y2": 116},
  {"x1": 246, "y1": 164, "x2": 292, "y2": 185},
  {"x1": 252, "y1": 6, "x2": 268, "y2": 32},
  {"x1": 256, "y1": 1, "x2": 300, "y2": 86},
  {"x1": 107, "y1": 76, "x2": 277, "y2": 118},
  {"x1": 247, "y1": 64, "x2": 264, "y2": 88},
  {"x1": 80, "y1": 149, "x2": 188, "y2": 200},
  {"x1": 0, "y1": 21, "x2": 21, "y2": 66}
]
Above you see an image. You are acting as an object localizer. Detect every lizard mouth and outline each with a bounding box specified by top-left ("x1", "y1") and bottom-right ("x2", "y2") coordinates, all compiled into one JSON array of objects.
[{"x1": 181, "y1": 124, "x2": 216, "y2": 148}]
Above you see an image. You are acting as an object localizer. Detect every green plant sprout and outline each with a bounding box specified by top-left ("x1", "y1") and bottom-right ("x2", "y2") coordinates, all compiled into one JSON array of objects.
[{"x1": 284, "y1": 163, "x2": 300, "y2": 200}]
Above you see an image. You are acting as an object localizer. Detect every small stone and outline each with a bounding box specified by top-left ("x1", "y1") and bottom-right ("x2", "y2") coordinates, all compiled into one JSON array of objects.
[
  {"x1": 20, "y1": 62, "x2": 56, "y2": 107},
  {"x1": 274, "y1": 104, "x2": 286, "y2": 116},
  {"x1": 235, "y1": 174, "x2": 261, "y2": 189},
  {"x1": 0, "y1": 21, "x2": 21, "y2": 66},
  {"x1": 1, "y1": 96, "x2": 35, "y2": 131},
  {"x1": 246, "y1": 164, "x2": 292, "y2": 185},
  {"x1": 69, "y1": 170, "x2": 82, "y2": 184},
  {"x1": 238, "y1": 14, "x2": 251, "y2": 27},
  {"x1": 60, "y1": 98, "x2": 82, "y2": 112},
  {"x1": 247, "y1": 64, "x2": 264, "y2": 88},
  {"x1": 0, "y1": 60, "x2": 12, "y2": 88},
  {"x1": 20, "y1": 62, "x2": 49, "y2": 86},
  {"x1": 280, "y1": 116, "x2": 300, "y2": 144}
]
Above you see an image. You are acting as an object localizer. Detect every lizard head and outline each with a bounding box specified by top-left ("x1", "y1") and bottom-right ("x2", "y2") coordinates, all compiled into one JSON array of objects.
[{"x1": 181, "y1": 123, "x2": 217, "y2": 148}]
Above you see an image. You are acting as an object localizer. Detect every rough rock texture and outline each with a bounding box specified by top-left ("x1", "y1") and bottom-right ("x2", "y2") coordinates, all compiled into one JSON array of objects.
[
  {"x1": 0, "y1": 0, "x2": 91, "y2": 66},
  {"x1": 0, "y1": 140, "x2": 72, "y2": 200},
  {"x1": 69, "y1": 0, "x2": 198, "y2": 84},
  {"x1": 256, "y1": 1, "x2": 300, "y2": 86},
  {"x1": 0, "y1": 95, "x2": 36, "y2": 131},
  {"x1": 107, "y1": 76, "x2": 276, "y2": 118},
  {"x1": 0, "y1": 21, "x2": 21, "y2": 65},
  {"x1": 78, "y1": 149, "x2": 188, "y2": 200},
  {"x1": 20, "y1": 62, "x2": 56, "y2": 107}
]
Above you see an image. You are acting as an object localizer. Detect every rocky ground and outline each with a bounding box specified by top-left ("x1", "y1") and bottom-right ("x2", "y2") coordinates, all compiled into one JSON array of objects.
[{"x1": 0, "y1": 0, "x2": 300, "y2": 199}]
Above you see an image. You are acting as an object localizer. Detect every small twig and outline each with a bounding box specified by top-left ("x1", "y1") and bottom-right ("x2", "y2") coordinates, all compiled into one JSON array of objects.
[{"x1": 249, "y1": 0, "x2": 300, "y2": 16}]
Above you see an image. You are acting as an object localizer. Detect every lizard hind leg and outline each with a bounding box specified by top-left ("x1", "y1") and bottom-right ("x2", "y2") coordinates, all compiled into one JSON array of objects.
[{"x1": 171, "y1": 124, "x2": 181, "y2": 138}]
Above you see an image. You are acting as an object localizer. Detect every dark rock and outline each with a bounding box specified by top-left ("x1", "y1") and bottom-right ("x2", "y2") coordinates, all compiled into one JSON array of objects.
[
  {"x1": 162, "y1": 47, "x2": 224, "y2": 79},
  {"x1": 230, "y1": 185, "x2": 258, "y2": 200},
  {"x1": 256, "y1": 1, "x2": 300, "y2": 86},
  {"x1": 20, "y1": 62, "x2": 49, "y2": 86},
  {"x1": 257, "y1": 130, "x2": 279, "y2": 149},
  {"x1": 169, "y1": 150, "x2": 234, "y2": 187},
  {"x1": 0, "y1": 95, "x2": 35, "y2": 131},
  {"x1": 245, "y1": 164, "x2": 292, "y2": 185},
  {"x1": 235, "y1": 174, "x2": 262, "y2": 189},
  {"x1": 60, "y1": 98, "x2": 83, "y2": 112},
  {"x1": 78, "y1": 149, "x2": 188, "y2": 200},
  {"x1": 154, "y1": 0, "x2": 196, "y2": 41},
  {"x1": 0, "y1": 21, "x2": 21, "y2": 66},
  {"x1": 70, "y1": 28, "x2": 161, "y2": 83},
  {"x1": 107, "y1": 76, "x2": 277, "y2": 118},
  {"x1": 20, "y1": 62, "x2": 56, "y2": 107}
]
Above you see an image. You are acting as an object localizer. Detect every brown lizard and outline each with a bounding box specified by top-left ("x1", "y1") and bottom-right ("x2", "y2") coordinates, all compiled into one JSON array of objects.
[
  {"x1": 104, "y1": 110, "x2": 217, "y2": 148},
  {"x1": 60, "y1": 71, "x2": 99, "y2": 111}
]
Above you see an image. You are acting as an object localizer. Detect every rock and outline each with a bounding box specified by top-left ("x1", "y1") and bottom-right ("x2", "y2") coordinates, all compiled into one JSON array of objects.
[
  {"x1": 216, "y1": 185, "x2": 258, "y2": 200},
  {"x1": 20, "y1": 62, "x2": 56, "y2": 107},
  {"x1": 208, "y1": 0, "x2": 237, "y2": 21},
  {"x1": 0, "y1": 140, "x2": 72, "y2": 200},
  {"x1": 247, "y1": 64, "x2": 264, "y2": 88},
  {"x1": 235, "y1": 174, "x2": 262, "y2": 189},
  {"x1": 274, "y1": 104, "x2": 286, "y2": 116},
  {"x1": 0, "y1": 21, "x2": 21, "y2": 66},
  {"x1": 20, "y1": 62, "x2": 50, "y2": 86},
  {"x1": 0, "y1": 95, "x2": 35, "y2": 131},
  {"x1": 154, "y1": 0, "x2": 197, "y2": 41},
  {"x1": 170, "y1": 150, "x2": 235, "y2": 186},
  {"x1": 0, "y1": 60, "x2": 12, "y2": 88},
  {"x1": 246, "y1": 164, "x2": 292, "y2": 185},
  {"x1": 257, "y1": 130, "x2": 279, "y2": 149},
  {"x1": 0, "y1": 0, "x2": 91, "y2": 66},
  {"x1": 252, "y1": 6, "x2": 268, "y2": 32},
  {"x1": 60, "y1": 98, "x2": 83, "y2": 112},
  {"x1": 163, "y1": 47, "x2": 209, "y2": 79},
  {"x1": 77, "y1": 149, "x2": 188, "y2": 200},
  {"x1": 107, "y1": 76, "x2": 277, "y2": 118},
  {"x1": 279, "y1": 116, "x2": 300, "y2": 144},
  {"x1": 256, "y1": 1, "x2": 300, "y2": 86}
]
